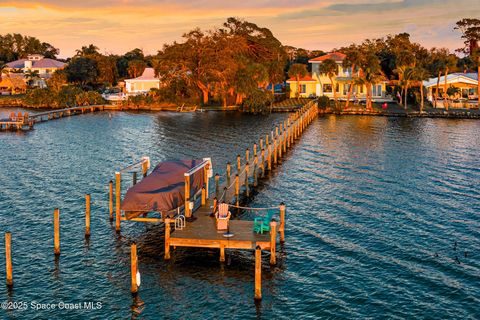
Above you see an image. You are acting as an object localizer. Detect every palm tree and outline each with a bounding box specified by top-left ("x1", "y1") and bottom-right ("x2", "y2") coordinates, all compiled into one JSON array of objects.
[
  {"x1": 319, "y1": 58, "x2": 339, "y2": 107},
  {"x1": 413, "y1": 67, "x2": 430, "y2": 113},
  {"x1": 287, "y1": 63, "x2": 308, "y2": 98},
  {"x1": 430, "y1": 48, "x2": 449, "y2": 108},
  {"x1": 443, "y1": 53, "x2": 458, "y2": 111},
  {"x1": 395, "y1": 66, "x2": 415, "y2": 110},
  {"x1": 357, "y1": 51, "x2": 383, "y2": 110},
  {"x1": 342, "y1": 44, "x2": 362, "y2": 109},
  {"x1": 76, "y1": 44, "x2": 100, "y2": 56}
]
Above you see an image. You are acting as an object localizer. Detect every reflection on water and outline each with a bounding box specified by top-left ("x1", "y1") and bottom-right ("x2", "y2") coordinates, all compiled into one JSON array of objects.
[{"x1": 0, "y1": 109, "x2": 479, "y2": 319}]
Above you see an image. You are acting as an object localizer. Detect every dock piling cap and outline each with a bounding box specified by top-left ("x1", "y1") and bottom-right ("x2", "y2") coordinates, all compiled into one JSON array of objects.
[{"x1": 255, "y1": 245, "x2": 261, "y2": 250}]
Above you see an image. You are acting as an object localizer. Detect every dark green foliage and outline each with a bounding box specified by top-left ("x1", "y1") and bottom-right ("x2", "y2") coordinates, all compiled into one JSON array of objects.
[
  {"x1": 241, "y1": 89, "x2": 274, "y2": 114},
  {"x1": 317, "y1": 96, "x2": 330, "y2": 109},
  {"x1": 25, "y1": 87, "x2": 105, "y2": 108},
  {"x1": 65, "y1": 57, "x2": 98, "y2": 85},
  {"x1": 0, "y1": 33, "x2": 58, "y2": 62}
]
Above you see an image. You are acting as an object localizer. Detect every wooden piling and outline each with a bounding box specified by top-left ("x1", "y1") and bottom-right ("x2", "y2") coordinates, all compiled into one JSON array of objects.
[
  {"x1": 85, "y1": 194, "x2": 91, "y2": 238},
  {"x1": 253, "y1": 155, "x2": 258, "y2": 187},
  {"x1": 54, "y1": 208, "x2": 60, "y2": 255},
  {"x1": 201, "y1": 186, "x2": 206, "y2": 206},
  {"x1": 235, "y1": 174, "x2": 240, "y2": 206},
  {"x1": 253, "y1": 143, "x2": 257, "y2": 158},
  {"x1": 215, "y1": 173, "x2": 220, "y2": 196},
  {"x1": 132, "y1": 172, "x2": 137, "y2": 185},
  {"x1": 213, "y1": 198, "x2": 218, "y2": 214},
  {"x1": 185, "y1": 174, "x2": 191, "y2": 217},
  {"x1": 266, "y1": 134, "x2": 269, "y2": 147},
  {"x1": 109, "y1": 180, "x2": 113, "y2": 221},
  {"x1": 278, "y1": 135, "x2": 283, "y2": 159},
  {"x1": 164, "y1": 219, "x2": 171, "y2": 260},
  {"x1": 280, "y1": 203, "x2": 285, "y2": 243},
  {"x1": 203, "y1": 164, "x2": 209, "y2": 198},
  {"x1": 270, "y1": 221, "x2": 277, "y2": 265},
  {"x1": 115, "y1": 172, "x2": 121, "y2": 231},
  {"x1": 267, "y1": 145, "x2": 272, "y2": 171},
  {"x1": 227, "y1": 162, "x2": 231, "y2": 184},
  {"x1": 245, "y1": 162, "x2": 249, "y2": 197},
  {"x1": 5, "y1": 232, "x2": 13, "y2": 287},
  {"x1": 273, "y1": 140, "x2": 277, "y2": 164},
  {"x1": 142, "y1": 160, "x2": 148, "y2": 178},
  {"x1": 255, "y1": 245, "x2": 262, "y2": 300},
  {"x1": 131, "y1": 242, "x2": 138, "y2": 294},
  {"x1": 237, "y1": 155, "x2": 241, "y2": 173},
  {"x1": 246, "y1": 148, "x2": 249, "y2": 163},
  {"x1": 261, "y1": 149, "x2": 265, "y2": 177},
  {"x1": 260, "y1": 138, "x2": 263, "y2": 151},
  {"x1": 220, "y1": 243, "x2": 225, "y2": 262}
]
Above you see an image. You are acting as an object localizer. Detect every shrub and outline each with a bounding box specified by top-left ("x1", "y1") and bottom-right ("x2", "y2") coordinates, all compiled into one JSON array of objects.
[
  {"x1": 317, "y1": 95, "x2": 330, "y2": 109},
  {"x1": 241, "y1": 89, "x2": 274, "y2": 114},
  {"x1": 24, "y1": 87, "x2": 105, "y2": 108}
]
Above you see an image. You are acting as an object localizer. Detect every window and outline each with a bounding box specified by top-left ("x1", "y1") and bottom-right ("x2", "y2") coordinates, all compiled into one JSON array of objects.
[
  {"x1": 323, "y1": 84, "x2": 332, "y2": 93},
  {"x1": 359, "y1": 85, "x2": 364, "y2": 94},
  {"x1": 373, "y1": 85, "x2": 377, "y2": 96},
  {"x1": 344, "y1": 84, "x2": 350, "y2": 95},
  {"x1": 300, "y1": 84, "x2": 306, "y2": 94},
  {"x1": 336, "y1": 83, "x2": 340, "y2": 93}
]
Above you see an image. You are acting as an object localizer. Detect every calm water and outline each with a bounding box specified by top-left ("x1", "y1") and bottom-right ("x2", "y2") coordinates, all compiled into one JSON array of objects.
[{"x1": 0, "y1": 108, "x2": 479, "y2": 319}]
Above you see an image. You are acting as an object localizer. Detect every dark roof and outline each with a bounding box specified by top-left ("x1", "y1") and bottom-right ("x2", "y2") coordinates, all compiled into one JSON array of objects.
[{"x1": 6, "y1": 58, "x2": 66, "y2": 69}]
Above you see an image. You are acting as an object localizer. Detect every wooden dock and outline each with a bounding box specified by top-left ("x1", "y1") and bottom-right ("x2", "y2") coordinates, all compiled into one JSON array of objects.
[
  {"x1": 164, "y1": 100, "x2": 317, "y2": 299},
  {"x1": 112, "y1": 100, "x2": 318, "y2": 299},
  {"x1": 0, "y1": 105, "x2": 106, "y2": 131}
]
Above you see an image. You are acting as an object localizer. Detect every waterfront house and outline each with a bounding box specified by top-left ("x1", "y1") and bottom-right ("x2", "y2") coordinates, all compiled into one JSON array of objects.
[
  {"x1": 287, "y1": 52, "x2": 388, "y2": 100},
  {"x1": 124, "y1": 68, "x2": 160, "y2": 94},
  {"x1": 423, "y1": 73, "x2": 478, "y2": 101},
  {"x1": 0, "y1": 74, "x2": 27, "y2": 94},
  {"x1": 5, "y1": 54, "x2": 66, "y2": 88}
]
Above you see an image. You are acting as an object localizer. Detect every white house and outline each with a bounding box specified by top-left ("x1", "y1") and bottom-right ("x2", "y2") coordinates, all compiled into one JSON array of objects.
[
  {"x1": 5, "y1": 54, "x2": 66, "y2": 78},
  {"x1": 423, "y1": 73, "x2": 478, "y2": 101},
  {"x1": 124, "y1": 68, "x2": 160, "y2": 94}
]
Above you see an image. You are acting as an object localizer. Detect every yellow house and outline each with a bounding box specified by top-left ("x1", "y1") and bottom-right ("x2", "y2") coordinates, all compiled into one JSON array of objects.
[
  {"x1": 287, "y1": 52, "x2": 388, "y2": 100},
  {"x1": 286, "y1": 74, "x2": 317, "y2": 98},
  {"x1": 125, "y1": 68, "x2": 160, "y2": 94}
]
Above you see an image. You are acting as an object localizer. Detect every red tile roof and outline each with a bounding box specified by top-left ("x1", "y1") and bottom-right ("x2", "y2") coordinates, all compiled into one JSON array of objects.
[
  {"x1": 309, "y1": 52, "x2": 346, "y2": 63},
  {"x1": 286, "y1": 74, "x2": 316, "y2": 82}
]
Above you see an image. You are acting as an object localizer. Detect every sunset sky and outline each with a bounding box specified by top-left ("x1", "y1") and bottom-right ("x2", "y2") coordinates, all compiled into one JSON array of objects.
[{"x1": 1, "y1": 0, "x2": 479, "y2": 58}]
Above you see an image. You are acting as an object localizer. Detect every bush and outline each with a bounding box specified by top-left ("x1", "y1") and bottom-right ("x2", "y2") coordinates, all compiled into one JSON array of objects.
[
  {"x1": 317, "y1": 95, "x2": 330, "y2": 109},
  {"x1": 241, "y1": 89, "x2": 274, "y2": 114},
  {"x1": 25, "y1": 87, "x2": 106, "y2": 108}
]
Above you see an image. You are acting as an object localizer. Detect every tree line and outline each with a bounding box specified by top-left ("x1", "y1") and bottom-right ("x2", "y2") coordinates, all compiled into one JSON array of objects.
[
  {"x1": 2, "y1": 17, "x2": 480, "y2": 111},
  {"x1": 287, "y1": 18, "x2": 479, "y2": 111}
]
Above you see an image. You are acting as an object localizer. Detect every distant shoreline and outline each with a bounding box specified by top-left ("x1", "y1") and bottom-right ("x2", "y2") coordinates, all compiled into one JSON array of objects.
[{"x1": 1, "y1": 102, "x2": 479, "y2": 119}]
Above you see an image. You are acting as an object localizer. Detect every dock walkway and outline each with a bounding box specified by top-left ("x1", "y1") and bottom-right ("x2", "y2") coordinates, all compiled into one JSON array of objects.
[
  {"x1": 164, "y1": 100, "x2": 318, "y2": 266},
  {"x1": 0, "y1": 105, "x2": 106, "y2": 131}
]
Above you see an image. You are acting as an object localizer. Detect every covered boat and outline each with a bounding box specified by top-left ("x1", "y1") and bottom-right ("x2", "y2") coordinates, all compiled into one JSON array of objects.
[{"x1": 121, "y1": 159, "x2": 206, "y2": 219}]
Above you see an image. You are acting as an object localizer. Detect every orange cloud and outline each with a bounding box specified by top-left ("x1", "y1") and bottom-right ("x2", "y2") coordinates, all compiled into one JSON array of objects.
[{"x1": 0, "y1": 0, "x2": 478, "y2": 58}]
